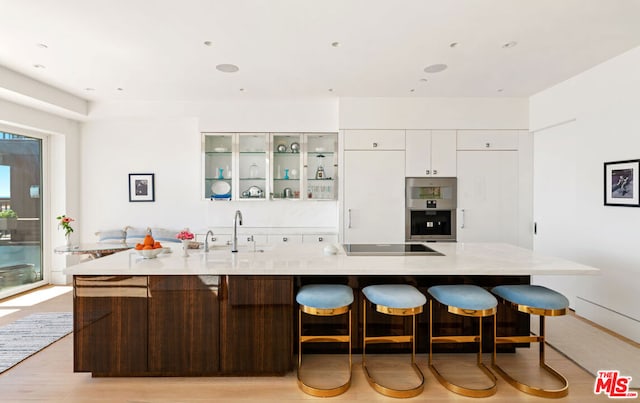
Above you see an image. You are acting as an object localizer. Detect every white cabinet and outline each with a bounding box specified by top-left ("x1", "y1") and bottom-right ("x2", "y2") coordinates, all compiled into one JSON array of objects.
[
  {"x1": 457, "y1": 130, "x2": 519, "y2": 151},
  {"x1": 344, "y1": 130, "x2": 405, "y2": 150},
  {"x1": 267, "y1": 234, "x2": 303, "y2": 244},
  {"x1": 457, "y1": 150, "x2": 519, "y2": 244},
  {"x1": 405, "y1": 130, "x2": 456, "y2": 177},
  {"x1": 343, "y1": 150, "x2": 405, "y2": 243}
]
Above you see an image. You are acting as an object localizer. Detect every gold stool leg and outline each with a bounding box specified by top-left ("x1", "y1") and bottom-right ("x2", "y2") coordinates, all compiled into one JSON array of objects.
[
  {"x1": 362, "y1": 299, "x2": 425, "y2": 398},
  {"x1": 429, "y1": 300, "x2": 498, "y2": 398},
  {"x1": 492, "y1": 314, "x2": 568, "y2": 398},
  {"x1": 297, "y1": 307, "x2": 352, "y2": 397}
]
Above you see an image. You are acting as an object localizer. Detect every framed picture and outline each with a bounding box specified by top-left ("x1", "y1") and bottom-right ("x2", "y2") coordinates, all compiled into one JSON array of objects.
[
  {"x1": 129, "y1": 173, "x2": 155, "y2": 202},
  {"x1": 604, "y1": 160, "x2": 640, "y2": 207}
]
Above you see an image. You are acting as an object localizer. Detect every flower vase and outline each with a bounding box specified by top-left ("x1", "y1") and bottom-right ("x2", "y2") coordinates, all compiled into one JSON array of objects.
[
  {"x1": 65, "y1": 234, "x2": 72, "y2": 249},
  {"x1": 181, "y1": 240, "x2": 190, "y2": 257}
]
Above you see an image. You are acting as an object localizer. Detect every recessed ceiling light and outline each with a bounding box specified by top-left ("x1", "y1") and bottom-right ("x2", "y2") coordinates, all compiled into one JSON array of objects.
[
  {"x1": 497, "y1": 88, "x2": 504, "y2": 92},
  {"x1": 502, "y1": 41, "x2": 518, "y2": 49},
  {"x1": 410, "y1": 89, "x2": 415, "y2": 92},
  {"x1": 419, "y1": 78, "x2": 428, "y2": 82},
  {"x1": 328, "y1": 88, "x2": 333, "y2": 92},
  {"x1": 216, "y1": 64, "x2": 239, "y2": 73},
  {"x1": 116, "y1": 88, "x2": 124, "y2": 91},
  {"x1": 84, "y1": 87, "x2": 95, "y2": 91},
  {"x1": 36, "y1": 43, "x2": 48, "y2": 49},
  {"x1": 331, "y1": 42, "x2": 340, "y2": 48},
  {"x1": 203, "y1": 41, "x2": 213, "y2": 46},
  {"x1": 449, "y1": 42, "x2": 459, "y2": 48},
  {"x1": 239, "y1": 88, "x2": 245, "y2": 92},
  {"x1": 424, "y1": 64, "x2": 447, "y2": 73},
  {"x1": 33, "y1": 64, "x2": 45, "y2": 69}
]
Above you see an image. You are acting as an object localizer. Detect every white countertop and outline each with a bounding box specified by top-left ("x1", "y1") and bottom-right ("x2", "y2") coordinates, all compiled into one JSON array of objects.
[{"x1": 63, "y1": 242, "x2": 601, "y2": 276}]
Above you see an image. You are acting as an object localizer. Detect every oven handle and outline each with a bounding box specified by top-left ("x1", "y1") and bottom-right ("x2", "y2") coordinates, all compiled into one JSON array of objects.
[
  {"x1": 460, "y1": 209, "x2": 465, "y2": 229},
  {"x1": 348, "y1": 208, "x2": 352, "y2": 228}
]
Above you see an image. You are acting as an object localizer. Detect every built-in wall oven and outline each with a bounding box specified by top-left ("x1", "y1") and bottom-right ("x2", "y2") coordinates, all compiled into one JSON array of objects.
[{"x1": 406, "y1": 177, "x2": 457, "y2": 242}]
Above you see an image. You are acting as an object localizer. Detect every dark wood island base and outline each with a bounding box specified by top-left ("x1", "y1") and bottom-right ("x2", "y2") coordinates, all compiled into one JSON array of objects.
[{"x1": 73, "y1": 274, "x2": 528, "y2": 377}]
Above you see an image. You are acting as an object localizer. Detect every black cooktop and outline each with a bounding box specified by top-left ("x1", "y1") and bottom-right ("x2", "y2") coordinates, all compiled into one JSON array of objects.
[{"x1": 343, "y1": 243, "x2": 444, "y2": 256}]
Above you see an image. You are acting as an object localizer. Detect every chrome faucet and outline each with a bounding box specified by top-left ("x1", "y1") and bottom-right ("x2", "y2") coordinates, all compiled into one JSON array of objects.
[
  {"x1": 204, "y1": 230, "x2": 214, "y2": 252},
  {"x1": 231, "y1": 210, "x2": 243, "y2": 252}
]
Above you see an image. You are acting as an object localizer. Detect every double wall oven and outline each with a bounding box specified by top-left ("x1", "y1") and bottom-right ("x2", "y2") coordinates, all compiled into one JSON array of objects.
[{"x1": 406, "y1": 177, "x2": 457, "y2": 242}]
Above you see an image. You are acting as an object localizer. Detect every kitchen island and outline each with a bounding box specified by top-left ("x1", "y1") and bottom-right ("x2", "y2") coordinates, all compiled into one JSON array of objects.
[{"x1": 64, "y1": 242, "x2": 599, "y2": 377}]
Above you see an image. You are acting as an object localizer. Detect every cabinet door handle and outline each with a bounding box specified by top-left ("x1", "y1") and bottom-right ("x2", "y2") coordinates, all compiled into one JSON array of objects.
[
  {"x1": 433, "y1": 169, "x2": 438, "y2": 175},
  {"x1": 348, "y1": 209, "x2": 352, "y2": 228},
  {"x1": 247, "y1": 236, "x2": 254, "y2": 242},
  {"x1": 211, "y1": 237, "x2": 217, "y2": 242},
  {"x1": 372, "y1": 142, "x2": 378, "y2": 148},
  {"x1": 461, "y1": 209, "x2": 466, "y2": 229},
  {"x1": 485, "y1": 142, "x2": 491, "y2": 148},
  {"x1": 318, "y1": 236, "x2": 323, "y2": 242},
  {"x1": 426, "y1": 169, "x2": 430, "y2": 175},
  {"x1": 282, "y1": 237, "x2": 288, "y2": 242}
]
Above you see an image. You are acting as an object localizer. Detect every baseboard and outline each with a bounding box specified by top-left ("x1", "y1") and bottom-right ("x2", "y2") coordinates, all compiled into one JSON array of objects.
[{"x1": 575, "y1": 296, "x2": 640, "y2": 344}]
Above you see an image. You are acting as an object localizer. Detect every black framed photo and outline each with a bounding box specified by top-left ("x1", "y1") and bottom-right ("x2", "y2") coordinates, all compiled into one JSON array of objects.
[
  {"x1": 604, "y1": 160, "x2": 639, "y2": 207},
  {"x1": 129, "y1": 173, "x2": 155, "y2": 202}
]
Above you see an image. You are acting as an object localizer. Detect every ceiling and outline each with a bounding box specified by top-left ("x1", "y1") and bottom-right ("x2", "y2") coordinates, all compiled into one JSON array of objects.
[{"x1": 2, "y1": 0, "x2": 640, "y2": 106}]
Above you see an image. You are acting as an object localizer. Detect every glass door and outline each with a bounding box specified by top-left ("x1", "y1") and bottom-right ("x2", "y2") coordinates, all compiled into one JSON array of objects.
[
  {"x1": 271, "y1": 134, "x2": 302, "y2": 200},
  {"x1": 203, "y1": 134, "x2": 233, "y2": 200},
  {"x1": 237, "y1": 133, "x2": 268, "y2": 199},
  {"x1": 0, "y1": 131, "x2": 43, "y2": 296},
  {"x1": 304, "y1": 133, "x2": 337, "y2": 200}
]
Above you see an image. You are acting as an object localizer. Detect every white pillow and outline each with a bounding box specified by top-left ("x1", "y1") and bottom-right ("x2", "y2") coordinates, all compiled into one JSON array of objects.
[
  {"x1": 125, "y1": 227, "x2": 148, "y2": 244},
  {"x1": 95, "y1": 229, "x2": 126, "y2": 243},
  {"x1": 151, "y1": 228, "x2": 181, "y2": 243}
]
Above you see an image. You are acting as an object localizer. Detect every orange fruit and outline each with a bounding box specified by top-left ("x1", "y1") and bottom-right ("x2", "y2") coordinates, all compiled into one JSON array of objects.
[
  {"x1": 135, "y1": 244, "x2": 143, "y2": 250},
  {"x1": 143, "y1": 234, "x2": 155, "y2": 246},
  {"x1": 143, "y1": 245, "x2": 153, "y2": 250},
  {"x1": 153, "y1": 242, "x2": 162, "y2": 249}
]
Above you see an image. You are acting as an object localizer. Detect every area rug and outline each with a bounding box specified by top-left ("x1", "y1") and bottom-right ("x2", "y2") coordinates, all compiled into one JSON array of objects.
[
  {"x1": 533, "y1": 314, "x2": 640, "y2": 389},
  {"x1": 0, "y1": 312, "x2": 73, "y2": 374}
]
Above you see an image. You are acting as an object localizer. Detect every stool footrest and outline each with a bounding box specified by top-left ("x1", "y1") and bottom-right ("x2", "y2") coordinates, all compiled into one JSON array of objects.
[
  {"x1": 431, "y1": 335, "x2": 479, "y2": 344},
  {"x1": 364, "y1": 335, "x2": 413, "y2": 345},
  {"x1": 300, "y1": 335, "x2": 350, "y2": 343},
  {"x1": 363, "y1": 361, "x2": 424, "y2": 398},
  {"x1": 495, "y1": 335, "x2": 543, "y2": 344}
]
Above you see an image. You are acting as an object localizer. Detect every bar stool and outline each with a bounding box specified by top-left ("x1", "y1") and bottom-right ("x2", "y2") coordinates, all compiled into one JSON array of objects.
[
  {"x1": 362, "y1": 284, "x2": 426, "y2": 398},
  {"x1": 296, "y1": 284, "x2": 353, "y2": 397},
  {"x1": 427, "y1": 284, "x2": 498, "y2": 397},
  {"x1": 491, "y1": 284, "x2": 569, "y2": 398}
]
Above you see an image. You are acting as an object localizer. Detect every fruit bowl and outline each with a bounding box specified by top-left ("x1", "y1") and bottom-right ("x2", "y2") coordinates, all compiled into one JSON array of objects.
[{"x1": 135, "y1": 248, "x2": 164, "y2": 259}]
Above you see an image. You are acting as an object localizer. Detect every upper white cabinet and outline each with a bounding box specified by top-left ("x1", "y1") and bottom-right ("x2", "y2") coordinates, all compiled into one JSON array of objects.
[
  {"x1": 344, "y1": 129, "x2": 405, "y2": 150},
  {"x1": 457, "y1": 130, "x2": 519, "y2": 151},
  {"x1": 405, "y1": 130, "x2": 456, "y2": 177}
]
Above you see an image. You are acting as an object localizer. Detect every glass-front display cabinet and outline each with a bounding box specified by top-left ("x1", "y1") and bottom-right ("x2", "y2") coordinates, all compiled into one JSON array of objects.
[
  {"x1": 237, "y1": 134, "x2": 268, "y2": 200},
  {"x1": 271, "y1": 134, "x2": 303, "y2": 200},
  {"x1": 304, "y1": 133, "x2": 337, "y2": 200},
  {"x1": 203, "y1": 132, "x2": 337, "y2": 201},
  {"x1": 203, "y1": 134, "x2": 233, "y2": 199}
]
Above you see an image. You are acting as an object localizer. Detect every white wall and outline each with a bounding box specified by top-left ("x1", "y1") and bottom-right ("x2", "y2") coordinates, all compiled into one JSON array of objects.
[
  {"x1": 531, "y1": 46, "x2": 640, "y2": 342},
  {"x1": 79, "y1": 100, "x2": 340, "y2": 238}
]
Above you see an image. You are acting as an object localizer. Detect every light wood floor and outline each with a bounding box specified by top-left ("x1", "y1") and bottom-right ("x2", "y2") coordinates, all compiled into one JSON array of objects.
[{"x1": 0, "y1": 286, "x2": 614, "y2": 402}]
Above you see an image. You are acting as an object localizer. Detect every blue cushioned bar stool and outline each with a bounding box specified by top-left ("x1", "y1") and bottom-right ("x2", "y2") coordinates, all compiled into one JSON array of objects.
[
  {"x1": 362, "y1": 284, "x2": 426, "y2": 398},
  {"x1": 491, "y1": 285, "x2": 569, "y2": 398},
  {"x1": 296, "y1": 284, "x2": 353, "y2": 397},
  {"x1": 428, "y1": 285, "x2": 498, "y2": 398}
]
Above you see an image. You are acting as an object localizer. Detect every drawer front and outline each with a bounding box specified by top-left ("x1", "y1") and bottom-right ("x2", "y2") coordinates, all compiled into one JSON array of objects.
[
  {"x1": 344, "y1": 129, "x2": 405, "y2": 150},
  {"x1": 457, "y1": 130, "x2": 519, "y2": 150},
  {"x1": 302, "y1": 234, "x2": 338, "y2": 243},
  {"x1": 267, "y1": 234, "x2": 303, "y2": 244}
]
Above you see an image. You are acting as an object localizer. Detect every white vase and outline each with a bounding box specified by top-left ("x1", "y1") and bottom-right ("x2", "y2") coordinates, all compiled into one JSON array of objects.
[
  {"x1": 181, "y1": 240, "x2": 190, "y2": 257},
  {"x1": 65, "y1": 234, "x2": 72, "y2": 248}
]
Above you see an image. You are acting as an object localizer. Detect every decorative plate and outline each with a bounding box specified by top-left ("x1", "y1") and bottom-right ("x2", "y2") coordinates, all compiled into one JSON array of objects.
[{"x1": 211, "y1": 180, "x2": 231, "y2": 195}]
